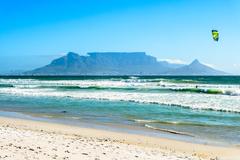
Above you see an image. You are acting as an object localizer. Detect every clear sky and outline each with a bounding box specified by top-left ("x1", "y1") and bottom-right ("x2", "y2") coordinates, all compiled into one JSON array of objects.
[{"x1": 0, "y1": 0, "x2": 240, "y2": 74}]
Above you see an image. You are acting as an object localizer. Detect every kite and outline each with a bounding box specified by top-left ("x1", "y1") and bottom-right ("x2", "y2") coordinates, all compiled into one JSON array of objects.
[{"x1": 212, "y1": 30, "x2": 219, "y2": 41}]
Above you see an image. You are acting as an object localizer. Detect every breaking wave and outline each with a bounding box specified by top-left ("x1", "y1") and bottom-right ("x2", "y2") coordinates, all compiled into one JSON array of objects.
[
  {"x1": 0, "y1": 84, "x2": 14, "y2": 88},
  {"x1": 0, "y1": 87, "x2": 240, "y2": 113},
  {"x1": 0, "y1": 78, "x2": 240, "y2": 113}
]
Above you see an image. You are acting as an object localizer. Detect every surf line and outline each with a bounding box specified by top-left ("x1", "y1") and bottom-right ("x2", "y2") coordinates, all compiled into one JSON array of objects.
[{"x1": 145, "y1": 124, "x2": 195, "y2": 137}]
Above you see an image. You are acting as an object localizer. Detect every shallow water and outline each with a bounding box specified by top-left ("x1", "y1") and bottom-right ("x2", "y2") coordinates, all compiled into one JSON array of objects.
[{"x1": 0, "y1": 76, "x2": 239, "y2": 145}]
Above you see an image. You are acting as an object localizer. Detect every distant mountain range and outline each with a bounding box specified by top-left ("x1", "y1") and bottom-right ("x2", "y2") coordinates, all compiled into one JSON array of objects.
[{"x1": 25, "y1": 52, "x2": 226, "y2": 75}]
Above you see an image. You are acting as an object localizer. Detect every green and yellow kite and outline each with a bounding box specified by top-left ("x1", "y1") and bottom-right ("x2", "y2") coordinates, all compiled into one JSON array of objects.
[{"x1": 212, "y1": 30, "x2": 219, "y2": 41}]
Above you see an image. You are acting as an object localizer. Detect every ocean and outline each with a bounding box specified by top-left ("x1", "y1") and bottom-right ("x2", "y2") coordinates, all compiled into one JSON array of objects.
[{"x1": 0, "y1": 76, "x2": 239, "y2": 146}]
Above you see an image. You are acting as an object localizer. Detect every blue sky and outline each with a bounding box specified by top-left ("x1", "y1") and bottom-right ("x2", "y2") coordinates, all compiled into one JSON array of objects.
[{"x1": 0, "y1": 0, "x2": 240, "y2": 74}]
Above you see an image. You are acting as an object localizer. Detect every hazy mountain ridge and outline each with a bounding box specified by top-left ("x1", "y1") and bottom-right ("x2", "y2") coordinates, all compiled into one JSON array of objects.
[
  {"x1": 25, "y1": 52, "x2": 226, "y2": 75},
  {"x1": 165, "y1": 59, "x2": 226, "y2": 75}
]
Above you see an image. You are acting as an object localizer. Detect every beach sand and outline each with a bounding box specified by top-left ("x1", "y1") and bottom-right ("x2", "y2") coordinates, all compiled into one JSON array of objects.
[{"x1": 0, "y1": 117, "x2": 239, "y2": 160}]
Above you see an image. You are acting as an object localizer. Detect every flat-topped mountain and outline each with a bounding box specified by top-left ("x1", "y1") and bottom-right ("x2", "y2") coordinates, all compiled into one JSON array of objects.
[{"x1": 25, "y1": 52, "x2": 226, "y2": 75}]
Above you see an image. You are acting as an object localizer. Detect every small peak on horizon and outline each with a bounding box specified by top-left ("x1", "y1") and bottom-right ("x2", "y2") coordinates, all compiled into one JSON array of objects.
[
  {"x1": 66, "y1": 52, "x2": 79, "y2": 57},
  {"x1": 190, "y1": 59, "x2": 201, "y2": 65}
]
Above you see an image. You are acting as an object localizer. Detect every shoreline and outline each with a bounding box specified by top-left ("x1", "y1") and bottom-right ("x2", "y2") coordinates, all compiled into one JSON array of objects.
[
  {"x1": 0, "y1": 110, "x2": 235, "y2": 147},
  {"x1": 0, "y1": 116, "x2": 239, "y2": 160}
]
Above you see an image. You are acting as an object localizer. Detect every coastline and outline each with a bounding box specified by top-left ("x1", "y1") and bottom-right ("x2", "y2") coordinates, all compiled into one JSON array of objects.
[{"x1": 0, "y1": 116, "x2": 239, "y2": 160}]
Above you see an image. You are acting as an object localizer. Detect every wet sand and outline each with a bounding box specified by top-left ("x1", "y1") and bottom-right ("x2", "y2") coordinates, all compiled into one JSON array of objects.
[{"x1": 0, "y1": 117, "x2": 239, "y2": 160}]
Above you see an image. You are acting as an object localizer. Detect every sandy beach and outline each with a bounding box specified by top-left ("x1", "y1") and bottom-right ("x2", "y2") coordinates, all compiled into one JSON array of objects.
[{"x1": 0, "y1": 117, "x2": 238, "y2": 160}]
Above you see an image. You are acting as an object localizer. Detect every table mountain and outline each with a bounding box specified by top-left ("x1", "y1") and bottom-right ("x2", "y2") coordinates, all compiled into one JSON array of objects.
[{"x1": 25, "y1": 52, "x2": 226, "y2": 75}]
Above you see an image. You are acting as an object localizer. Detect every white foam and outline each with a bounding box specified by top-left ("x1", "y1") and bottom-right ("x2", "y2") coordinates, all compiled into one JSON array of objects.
[
  {"x1": 0, "y1": 78, "x2": 240, "y2": 113},
  {"x1": 0, "y1": 87, "x2": 240, "y2": 113}
]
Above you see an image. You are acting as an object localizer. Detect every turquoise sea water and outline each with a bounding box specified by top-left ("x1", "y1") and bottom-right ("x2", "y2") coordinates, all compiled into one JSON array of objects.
[{"x1": 0, "y1": 76, "x2": 239, "y2": 146}]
